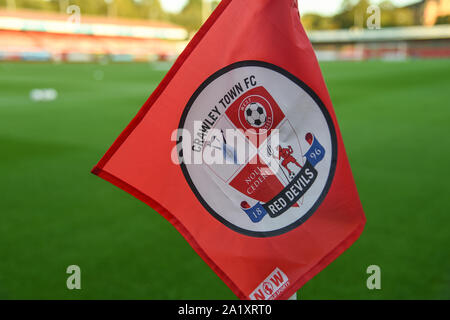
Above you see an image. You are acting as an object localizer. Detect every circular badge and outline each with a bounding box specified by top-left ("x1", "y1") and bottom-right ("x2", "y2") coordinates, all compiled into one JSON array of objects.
[{"x1": 178, "y1": 61, "x2": 337, "y2": 237}]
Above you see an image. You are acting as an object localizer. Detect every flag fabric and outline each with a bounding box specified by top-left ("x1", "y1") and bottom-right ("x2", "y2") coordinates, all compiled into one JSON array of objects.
[{"x1": 92, "y1": 0, "x2": 366, "y2": 300}]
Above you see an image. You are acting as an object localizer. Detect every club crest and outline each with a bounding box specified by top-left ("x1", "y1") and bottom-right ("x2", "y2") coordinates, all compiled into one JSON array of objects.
[{"x1": 177, "y1": 61, "x2": 337, "y2": 237}]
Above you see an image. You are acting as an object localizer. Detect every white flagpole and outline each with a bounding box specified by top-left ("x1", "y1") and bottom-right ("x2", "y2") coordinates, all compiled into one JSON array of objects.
[{"x1": 288, "y1": 292, "x2": 297, "y2": 300}]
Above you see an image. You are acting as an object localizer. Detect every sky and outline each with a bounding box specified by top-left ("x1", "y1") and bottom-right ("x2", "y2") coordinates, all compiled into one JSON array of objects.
[{"x1": 160, "y1": 0, "x2": 421, "y2": 16}]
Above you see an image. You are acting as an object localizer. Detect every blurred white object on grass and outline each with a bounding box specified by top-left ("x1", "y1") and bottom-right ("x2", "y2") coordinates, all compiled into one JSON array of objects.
[{"x1": 30, "y1": 88, "x2": 58, "y2": 102}]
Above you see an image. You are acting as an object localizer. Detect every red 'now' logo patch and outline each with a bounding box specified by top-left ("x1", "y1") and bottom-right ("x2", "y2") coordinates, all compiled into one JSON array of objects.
[{"x1": 250, "y1": 268, "x2": 289, "y2": 300}]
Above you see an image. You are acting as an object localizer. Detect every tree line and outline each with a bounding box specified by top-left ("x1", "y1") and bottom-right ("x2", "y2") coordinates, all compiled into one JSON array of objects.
[
  {"x1": 301, "y1": 0, "x2": 447, "y2": 31},
  {"x1": 0, "y1": 0, "x2": 446, "y2": 32},
  {"x1": 0, "y1": 0, "x2": 219, "y2": 32}
]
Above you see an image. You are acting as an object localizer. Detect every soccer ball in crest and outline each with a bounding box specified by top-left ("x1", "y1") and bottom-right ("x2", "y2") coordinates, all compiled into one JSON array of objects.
[{"x1": 244, "y1": 102, "x2": 267, "y2": 128}]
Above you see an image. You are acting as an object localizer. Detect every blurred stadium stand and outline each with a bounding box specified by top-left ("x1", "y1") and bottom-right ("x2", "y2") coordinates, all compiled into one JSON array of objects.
[
  {"x1": 0, "y1": 8, "x2": 188, "y2": 62},
  {"x1": 309, "y1": 25, "x2": 450, "y2": 61},
  {"x1": 1, "y1": 7, "x2": 449, "y2": 62}
]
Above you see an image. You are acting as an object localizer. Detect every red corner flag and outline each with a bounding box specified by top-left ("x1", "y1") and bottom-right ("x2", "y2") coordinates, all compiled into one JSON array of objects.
[{"x1": 92, "y1": 0, "x2": 365, "y2": 300}]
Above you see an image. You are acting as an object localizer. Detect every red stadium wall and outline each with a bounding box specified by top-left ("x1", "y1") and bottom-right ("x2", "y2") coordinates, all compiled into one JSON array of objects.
[
  {"x1": 312, "y1": 39, "x2": 450, "y2": 61},
  {"x1": 0, "y1": 30, "x2": 185, "y2": 61}
]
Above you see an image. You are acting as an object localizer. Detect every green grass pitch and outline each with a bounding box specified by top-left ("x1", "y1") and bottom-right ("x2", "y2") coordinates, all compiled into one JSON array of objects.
[{"x1": 0, "y1": 60, "x2": 449, "y2": 299}]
